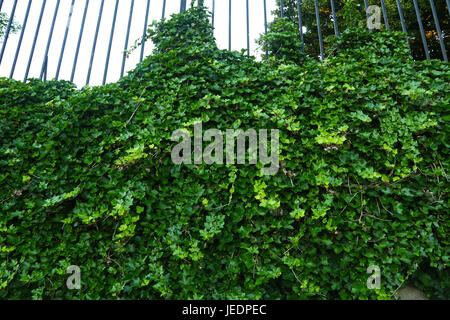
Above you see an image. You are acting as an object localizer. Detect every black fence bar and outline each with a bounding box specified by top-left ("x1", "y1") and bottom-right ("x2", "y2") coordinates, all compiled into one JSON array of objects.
[
  {"x1": 121, "y1": 0, "x2": 135, "y2": 78},
  {"x1": 103, "y1": 0, "x2": 119, "y2": 85},
  {"x1": 364, "y1": 0, "x2": 374, "y2": 32},
  {"x1": 413, "y1": 0, "x2": 430, "y2": 60},
  {"x1": 228, "y1": 0, "x2": 231, "y2": 50},
  {"x1": 162, "y1": 0, "x2": 166, "y2": 19},
  {"x1": 10, "y1": 0, "x2": 32, "y2": 78},
  {"x1": 429, "y1": 0, "x2": 448, "y2": 62},
  {"x1": 330, "y1": 0, "x2": 338, "y2": 37},
  {"x1": 180, "y1": 0, "x2": 186, "y2": 12},
  {"x1": 264, "y1": 0, "x2": 268, "y2": 59},
  {"x1": 314, "y1": 0, "x2": 324, "y2": 60},
  {"x1": 395, "y1": 0, "x2": 410, "y2": 47},
  {"x1": 212, "y1": 0, "x2": 215, "y2": 28},
  {"x1": 140, "y1": 0, "x2": 151, "y2": 63},
  {"x1": 280, "y1": 0, "x2": 284, "y2": 18},
  {"x1": 0, "y1": 0, "x2": 3, "y2": 11},
  {"x1": 297, "y1": 0, "x2": 305, "y2": 53},
  {"x1": 40, "y1": 0, "x2": 60, "y2": 80},
  {"x1": 43, "y1": 55, "x2": 48, "y2": 81},
  {"x1": 363, "y1": 0, "x2": 369, "y2": 19},
  {"x1": 24, "y1": 0, "x2": 47, "y2": 82},
  {"x1": 71, "y1": 0, "x2": 90, "y2": 82},
  {"x1": 447, "y1": 0, "x2": 450, "y2": 17},
  {"x1": 0, "y1": 0, "x2": 18, "y2": 65},
  {"x1": 380, "y1": 0, "x2": 390, "y2": 30},
  {"x1": 86, "y1": 0, "x2": 105, "y2": 85},
  {"x1": 246, "y1": 0, "x2": 249, "y2": 56},
  {"x1": 55, "y1": 0, "x2": 75, "y2": 80}
]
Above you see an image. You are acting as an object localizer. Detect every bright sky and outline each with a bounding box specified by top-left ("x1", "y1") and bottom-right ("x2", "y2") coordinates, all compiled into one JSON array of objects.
[{"x1": 0, "y1": 0, "x2": 278, "y2": 88}]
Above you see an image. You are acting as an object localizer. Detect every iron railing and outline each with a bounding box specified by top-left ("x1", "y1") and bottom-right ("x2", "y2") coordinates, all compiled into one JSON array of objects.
[{"x1": 0, "y1": 0, "x2": 448, "y2": 87}]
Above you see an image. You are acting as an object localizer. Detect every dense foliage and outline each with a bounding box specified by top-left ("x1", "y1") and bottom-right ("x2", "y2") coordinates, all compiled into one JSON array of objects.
[
  {"x1": 275, "y1": 0, "x2": 449, "y2": 61},
  {"x1": 0, "y1": 6, "x2": 448, "y2": 299}
]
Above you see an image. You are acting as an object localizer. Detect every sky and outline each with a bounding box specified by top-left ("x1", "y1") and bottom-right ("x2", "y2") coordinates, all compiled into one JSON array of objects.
[{"x1": 0, "y1": 0, "x2": 278, "y2": 87}]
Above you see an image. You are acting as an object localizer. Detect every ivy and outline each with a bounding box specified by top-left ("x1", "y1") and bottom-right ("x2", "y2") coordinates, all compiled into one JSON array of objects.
[{"x1": 0, "y1": 6, "x2": 448, "y2": 300}]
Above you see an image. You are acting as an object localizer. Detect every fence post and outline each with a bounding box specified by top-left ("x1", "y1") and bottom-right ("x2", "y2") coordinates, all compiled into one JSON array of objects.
[
  {"x1": 10, "y1": 0, "x2": 32, "y2": 78},
  {"x1": 330, "y1": 0, "x2": 338, "y2": 37},
  {"x1": 121, "y1": 0, "x2": 135, "y2": 78},
  {"x1": 71, "y1": 0, "x2": 90, "y2": 82},
  {"x1": 380, "y1": 0, "x2": 390, "y2": 30},
  {"x1": 86, "y1": 0, "x2": 105, "y2": 85},
  {"x1": 56, "y1": 0, "x2": 75, "y2": 80},
  {"x1": 413, "y1": 0, "x2": 430, "y2": 60},
  {"x1": 264, "y1": 0, "x2": 268, "y2": 59},
  {"x1": 140, "y1": 0, "x2": 151, "y2": 63},
  {"x1": 246, "y1": 0, "x2": 249, "y2": 56},
  {"x1": 24, "y1": 0, "x2": 47, "y2": 82},
  {"x1": 430, "y1": 0, "x2": 448, "y2": 62},
  {"x1": 180, "y1": 0, "x2": 186, "y2": 12},
  {"x1": 0, "y1": 0, "x2": 18, "y2": 65},
  {"x1": 297, "y1": 0, "x2": 305, "y2": 53},
  {"x1": 212, "y1": 0, "x2": 215, "y2": 27},
  {"x1": 395, "y1": 0, "x2": 410, "y2": 50},
  {"x1": 314, "y1": 0, "x2": 324, "y2": 60},
  {"x1": 103, "y1": 0, "x2": 120, "y2": 85},
  {"x1": 228, "y1": 0, "x2": 231, "y2": 50}
]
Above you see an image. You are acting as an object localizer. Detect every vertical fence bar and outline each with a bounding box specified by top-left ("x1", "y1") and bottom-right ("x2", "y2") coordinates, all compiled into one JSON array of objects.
[
  {"x1": 246, "y1": 0, "x2": 249, "y2": 56},
  {"x1": 363, "y1": 0, "x2": 369, "y2": 18},
  {"x1": 180, "y1": 0, "x2": 186, "y2": 12},
  {"x1": 40, "y1": 0, "x2": 60, "y2": 80},
  {"x1": 0, "y1": 0, "x2": 18, "y2": 65},
  {"x1": 0, "y1": 0, "x2": 3, "y2": 10},
  {"x1": 162, "y1": 0, "x2": 166, "y2": 19},
  {"x1": 395, "y1": 0, "x2": 410, "y2": 47},
  {"x1": 264, "y1": 0, "x2": 268, "y2": 59},
  {"x1": 447, "y1": 0, "x2": 450, "y2": 17},
  {"x1": 314, "y1": 0, "x2": 324, "y2": 60},
  {"x1": 330, "y1": 0, "x2": 338, "y2": 37},
  {"x1": 140, "y1": 0, "x2": 151, "y2": 63},
  {"x1": 121, "y1": 0, "x2": 135, "y2": 78},
  {"x1": 41, "y1": 56, "x2": 48, "y2": 81},
  {"x1": 10, "y1": 0, "x2": 32, "y2": 78},
  {"x1": 228, "y1": 0, "x2": 231, "y2": 50},
  {"x1": 297, "y1": 0, "x2": 305, "y2": 53},
  {"x1": 430, "y1": 0, "x2": 448, "y2": 62},
  {"x1": 363, "y1": 0, "x2": 373, "y2": 32},
  {"x1": 24, "y1": 0, "x2": 47, "y2": 82},
  {"x1": 103, "y1": 0, "x2": 119, "y2": 85},
  {"x1": 280, "y1": 0, "x2": 284, "y2": 18},
  {"x1": 86, "y1": 0, "x2": 104, "y2": 85},
  {"x1": 55, "y1": 0, "x2": 75, "y2": 80},
  {"x1": 70, "y1": 0, "x2": 89, "y2": 82},
  {"x1": 413, "y1": 0, "x2": 430, "y2": 60},
  {"x1": 212, "y1": 0, "x2": 215, "y2": 28},
  {"x1": 380, "y1": 0, "x2": 390, "y2": 31}
]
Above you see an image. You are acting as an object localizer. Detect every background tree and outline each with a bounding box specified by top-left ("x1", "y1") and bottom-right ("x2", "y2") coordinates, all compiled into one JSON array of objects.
[
  {"x1": 272, "y1": 0, "x2": 449, "y2": 60},
  {"x1": 0, "y1": 12, "x2": 20, "y2": 41}
]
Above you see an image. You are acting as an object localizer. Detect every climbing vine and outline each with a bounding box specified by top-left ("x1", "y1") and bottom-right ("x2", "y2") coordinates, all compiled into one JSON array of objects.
[{"x1": 0, "y1": 6, "x2": 448, "y2": 299}]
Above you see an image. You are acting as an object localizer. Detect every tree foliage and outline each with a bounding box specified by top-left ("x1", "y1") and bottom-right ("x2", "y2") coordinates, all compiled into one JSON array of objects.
[
  {"x1": 0, "y1": 12, "x2": 20, "y2": 41},
  {"x1": 274, "y1": 0, "x2": 449, "y2": 61},
  {"x1": 0, "y1": 6, "x2": 448, "y2": 299}
]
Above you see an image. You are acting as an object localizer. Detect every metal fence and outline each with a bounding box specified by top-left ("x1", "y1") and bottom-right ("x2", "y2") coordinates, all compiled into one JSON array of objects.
[{"x1": 0, "y1": 0, "x2": 448, "y2": 87}]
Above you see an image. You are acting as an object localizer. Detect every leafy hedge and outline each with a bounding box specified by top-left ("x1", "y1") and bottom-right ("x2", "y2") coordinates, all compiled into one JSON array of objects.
[{"x1": 0, "y1": 6, "x2": 448, "y2": 299}]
